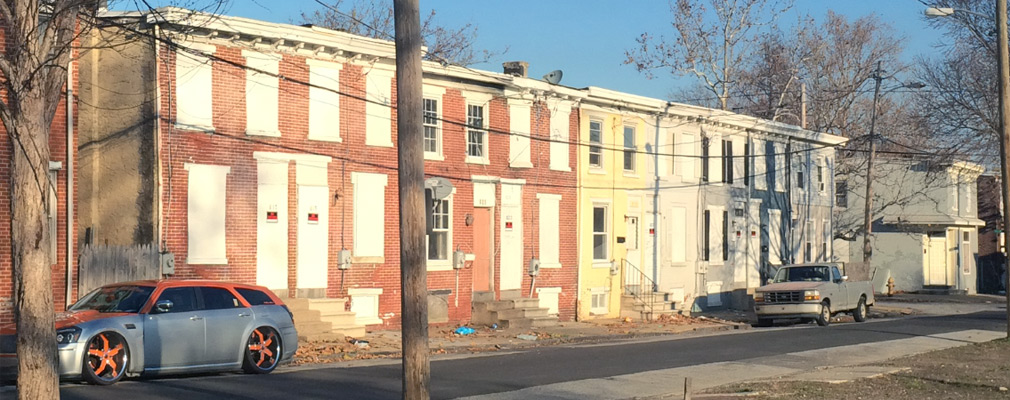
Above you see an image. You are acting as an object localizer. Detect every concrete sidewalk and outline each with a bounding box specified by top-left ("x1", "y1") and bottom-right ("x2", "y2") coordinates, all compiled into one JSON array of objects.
[{"x1": 455, "y1": 328, "x2": 1007, "y2": 400}]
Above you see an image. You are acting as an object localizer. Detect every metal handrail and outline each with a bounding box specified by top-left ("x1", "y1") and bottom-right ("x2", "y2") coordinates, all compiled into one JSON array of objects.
[{"x1": 621, "y1": 259, "x2": 659, "y2": 320}]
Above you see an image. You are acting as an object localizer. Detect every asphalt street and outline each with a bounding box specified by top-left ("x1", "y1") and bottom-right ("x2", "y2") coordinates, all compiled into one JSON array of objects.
[{"x1": 44, "y1": 309, "x2": 1007, "y2": 400}]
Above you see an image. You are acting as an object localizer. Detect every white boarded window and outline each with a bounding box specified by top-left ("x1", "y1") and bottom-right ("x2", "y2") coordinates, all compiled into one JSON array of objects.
[
  {"x1": 710, "y1": 135, "x2": 723, "y2": 184},
  {"x1": 175, "y1": 44, "x2": 215, "y2": 131},
  {"x1": 548, "y1": 100, "x2": 571, "y2": 171},
  {"x1": 352, "y1": 172, "x2": 388, "y2": 258},
  {"x1": 365, "y1": 69, "x2": 393, "y2": 147},
  {"x1": 535, "y1": 287, "x2": 561, "y2": 315},
  {"x1": 678, "y1": 133, "x2": 695, "y2": 180},
  {"x1": 774, "y1": 142, "x2": 786, "y2": 192},
  {"x1": 708, "y1": 206, "x2": 724, "y2": 264},
  {"x1": 768, "y1": 209, "x2": 783, "y2": 265},
  {"x1": 590, "y1": 287, "x2": 609, "y2": 314},
  {"x1": 185, "y1": 163, "x2": 230, "y2": 264},
  {"x1": 308, "y1": 59, "x2": 342, "y2": 142},
  {"x1": 754, "y1": 140, "x2": 767, "y2": 190},
  {"x1": 537, "y1": 193, "x2": 561, "y2": 267},
  {"x1": 509, "y1": 99, "x2": 532, "y2": 168},
  {"x1": 243, "y1": 51, "x2": 280, "y2": 136},
  {"x1": 670, "y1": 206, "x2": 686, "y2": 262}
]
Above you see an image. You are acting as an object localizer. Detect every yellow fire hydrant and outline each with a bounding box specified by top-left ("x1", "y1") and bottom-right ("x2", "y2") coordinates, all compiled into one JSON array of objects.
[{"x1": 886, "y1": 277, "x2": 896, "y2": 297}]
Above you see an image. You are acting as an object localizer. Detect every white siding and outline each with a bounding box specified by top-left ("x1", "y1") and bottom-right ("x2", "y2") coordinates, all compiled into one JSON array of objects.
[
  {"x1": 175, "y1": 44, "x2": 215, "y2": 131},
  {"x1": 365, "y1": 69, "x2": 393, "y2": 147},
  {"x1": 307, "y1": 59, "x2": 342, "y2": 142},
  {"x1": 352, "y1": 172, "x2": 388, "y2": 257},
  {"x1": 710, "y1": 134, "x2": 723, "y2": 183},
  {"x1": 185, "y1": 163, "x2": 230, "y2": 264},
  {"x1": 678, "y1": 133, "x2": 696, "y2": 181},
  {"x1": 509, "y1": 99, "x2": 532, "y2": 168},
  {"x1": 537, "y1": 193, "x2": 561, "y2": 268},
  {"x1": 243, "y1": 51, "x2": 280, "y2": 136}
]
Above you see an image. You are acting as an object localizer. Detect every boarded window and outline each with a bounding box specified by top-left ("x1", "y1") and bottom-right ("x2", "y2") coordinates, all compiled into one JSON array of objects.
[
  {"x1": 185, "y1": 163, "x2": 230, "y2": 264},
  {"x1": 244, "y1": 52, "x2": 280, "y2": 136},
  {"x1": 352, "y1": 172, "x2": 388, "y2": 257},
  {"x1": 308, "y1": 59, "x2": 341, "y2": 142},
  {"x1": 175, "y1": 45, "x2": 215, "y2": 131},
  {"x1": 538, "y1": 194, "x2": 561, "y2": 266}
]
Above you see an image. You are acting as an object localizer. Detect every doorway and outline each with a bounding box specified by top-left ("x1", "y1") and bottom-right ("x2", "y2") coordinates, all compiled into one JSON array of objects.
[{"x1": 472, "y1": 207, "x2": 494, "y2": 292}]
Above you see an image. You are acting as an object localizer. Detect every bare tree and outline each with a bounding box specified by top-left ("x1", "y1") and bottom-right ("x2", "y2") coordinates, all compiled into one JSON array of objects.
[
  {"x1": 302, "y1": 0, "x2": 504, "y2": 66},
  {"x1": 625, "y1": 0, "x2": 793, "y2": 110},
  {"x1": 1, "y1": 1, "x2": 95, "y2": 398}
]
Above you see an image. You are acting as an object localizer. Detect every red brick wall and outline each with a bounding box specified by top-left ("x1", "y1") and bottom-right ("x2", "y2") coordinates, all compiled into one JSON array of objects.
[
  {"x1": 0, "y1": 24, "x2": 79, "y2": 324},
  {"x1": 155, "y1": 39, "x2": 579, "y2": 328}
]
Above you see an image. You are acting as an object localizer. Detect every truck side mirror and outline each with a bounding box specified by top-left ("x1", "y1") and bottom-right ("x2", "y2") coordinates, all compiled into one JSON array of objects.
[{"x1": 841, "y1": 275, "x2": 849, "y2": 282}]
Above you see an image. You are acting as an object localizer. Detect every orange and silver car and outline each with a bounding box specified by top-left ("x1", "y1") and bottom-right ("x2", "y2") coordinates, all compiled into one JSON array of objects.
[{"x1": 1, "y1": 280, "x2": 298, "y2": 385}]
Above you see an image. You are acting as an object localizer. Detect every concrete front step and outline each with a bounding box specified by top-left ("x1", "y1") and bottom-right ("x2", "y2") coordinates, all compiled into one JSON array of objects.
[
  {"x1": 499, "y1": 316, "x2": 558, "y2": 329},
  {"x1": 295, "y1": 320, "x2": 334, "y2": 336},
  {"x1": 330, "y1": 324, "x2": 367, "y2": 338},
  {"x1": 319, "y1": 311, "x2": 358, "y2": 327},
  {"x1": 494, "y1": 307, "x2": 549, "y2": 320},
  {"x1": 307, "y1": 298, "x2": 349, "y2": 315}
]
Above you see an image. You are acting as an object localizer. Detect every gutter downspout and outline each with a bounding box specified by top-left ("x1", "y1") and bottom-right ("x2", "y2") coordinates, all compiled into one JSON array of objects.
[
  {"x1": 66, "y1": 60, "x2": 75, "y2": 308},
  {"x1": 154, "y1": 24, "x2": 164, "y2": 262}
]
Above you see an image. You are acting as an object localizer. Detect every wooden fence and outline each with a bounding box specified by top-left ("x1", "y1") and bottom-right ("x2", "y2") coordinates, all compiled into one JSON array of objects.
[{"x1": 78, "y1": 244, "x2": 161, "y2": 295}]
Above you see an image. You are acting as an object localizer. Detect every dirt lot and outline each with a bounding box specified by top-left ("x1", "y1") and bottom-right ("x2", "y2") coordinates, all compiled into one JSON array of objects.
[{"x1": 702, "y1": 338, "x2": 1010, "y2": 399}]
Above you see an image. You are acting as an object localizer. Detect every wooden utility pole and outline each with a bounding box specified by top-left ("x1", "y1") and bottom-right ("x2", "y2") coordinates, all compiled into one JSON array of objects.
[
  {"x1": 996, "y1": 0, "x2": 1010, "y2": 339},
  {"x1": 861, "y1": 61, "x2": 884, "y2": 282},
  {"x1": 393, "y1": 0, "x2": 430, "y2": 397}
]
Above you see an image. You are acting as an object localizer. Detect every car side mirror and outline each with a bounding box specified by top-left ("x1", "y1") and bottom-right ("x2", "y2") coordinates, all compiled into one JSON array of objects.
[
  {"x1": 841, "y1": 275, "x2": 849, "y2": 282},
  {"x1": 154, "y1": 299, "x2": 173, "y2": 313}
]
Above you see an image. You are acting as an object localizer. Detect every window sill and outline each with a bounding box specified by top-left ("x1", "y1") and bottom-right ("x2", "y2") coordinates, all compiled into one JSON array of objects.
[
  {"x1": 308, "y1": 135, "x2": 342, "y2": 143},
  {"x1": 510, "y1": 161, "x2": 533, "y2": 169},
  {"x1": 352, "y1": 256, "x2": 385, "y2": 264},
  {"x1": 623, "y1": 172, "x2": 639, "y2": 179},
  {"x1": 187, "y1": 257, "x2": 228, "y2": 265},
  {"x1": 175, "y1": 122, "x2": 215, "y2": 133},
  {"x1": 588, "y1": 168, "x2": 607, "y2": 175},
  {"x1": 424, "y1": 153, "x2": 444, "y2": 161},
  {"x1": 427, "y1": 260, "x2": 453, "y2": 272},
  {"x1": 246, "y1": 129, "x2": 282, "y2": 138},
  {"x1": 591, "y1": 261, "x2": 612, "y2": 269},
  {"x1": 541, "y1": 262, "x2": 562, "y2": 269},
  {"x1": 465, "y1": 156, "x2": 490, "y2": 165},
  {"x1": 550, "y1": 165, "x2": 572, "y2": 172},
  {"x1": 366, "y1": 140, "x2": 395, "y2": 148}
]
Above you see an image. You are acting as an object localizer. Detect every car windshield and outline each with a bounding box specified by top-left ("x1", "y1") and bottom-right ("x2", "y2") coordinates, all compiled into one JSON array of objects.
[
  {"x1": 773, "y1": 266, "x2": 831, "y2": 283},
  {"x1": 70, "y1": 285, "x2": 155, "y2": 313}
]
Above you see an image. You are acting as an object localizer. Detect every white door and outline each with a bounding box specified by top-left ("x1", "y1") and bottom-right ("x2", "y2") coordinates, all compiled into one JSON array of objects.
[
  {"x1": 296, "y1": 185, "x2": 329, "y2": 291},
  {"x1": 746, "y1": 203, "x2": 761, "y2": 288},
  {"x1": 642, "y1": 212, "x2": 659, "y2": 286},
  {"x1": 256, "y1": 161, "x2": 288, "y2": 289},
  {"x1": 927, "y1": 236, "x2": 947, "y2": 285},
  {"x1": 499, "y1": 183, "x2": 523, "y2": 291},
  {"x1": 625, "y1": 215, "x2": 641, "y2": 287}
]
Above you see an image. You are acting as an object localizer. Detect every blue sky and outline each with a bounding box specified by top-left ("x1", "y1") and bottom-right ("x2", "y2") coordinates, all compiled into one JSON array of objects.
[{"x1": 146, "y1": 0, "x2": 950, "y2": 100}]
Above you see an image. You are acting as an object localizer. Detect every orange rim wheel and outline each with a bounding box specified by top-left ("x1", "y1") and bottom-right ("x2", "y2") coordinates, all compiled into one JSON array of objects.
[
  {"x1": 85, "y1": 332, "x2": 128, "y2": 384},
  {"x1": 245, "y1": 327, "x2": 280, "y2": 372}
]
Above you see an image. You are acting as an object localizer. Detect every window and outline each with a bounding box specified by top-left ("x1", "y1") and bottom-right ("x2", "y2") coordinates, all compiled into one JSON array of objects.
[
  {"x1": 185, "y1": 163, "x2": 230, "y2": 264},
  {"x1": 365, "y1": 69, "x2": 394, "y2": 147},
  {"x1": 774, "y1": 143, "x2": 786, "y2": 192},
  {"x1": 589, "y1": 120, "x2": 603, "y2": 168},
  {"x1": 593, "y1": 206, "x2": 608, "y2": 261},
  {"x1": 590, "y1": 288, "x2": 609, "y2": 314},
  {"x1": 236, "y1": 288, "x2": 275, "y2": 306},
  {"x1": 175, "y1": 44, "x2": 215, "y2": 131},
  {"x1": 537, "y1": 194, "x2": 561, "y2": 267},
  {"x1": 423, "y1": 98, "x2": 440, "y2": 156},
  {"x1": 155, "y1": 287, "x2": 198, "y2": 313},
  {"x1": 508, "y1": 99, "x2": 532, "y2": 167},
  {"x1": 679, "y1": 133, "x2": 695, "y2": 180},
  {"x1": 754, "y1": 140, "x2": 767, "y2": 190},
  {"x1": 836, "y1": 181, "x2": 848, "y2": 207},
  {"x1": 307, "y1": 59, "x2": 342, "y2": 142},
  {"x1": 701, "y1": 137, "x2": 710, "y2": 182},
  {"x1": 722, "y1": 210, "x2": 729, "y2": 261},
  {"x1": 623, "y1": 125, "x2": 636, "y2": 172},
  {"x1": 548, "y1": 99, "x2": 571, "y2": 171},
  {"x1": 428, "y1": 198, "x2": 450, "y2": 261},
  {"x1": 702, "y1": 210, "x2": 711, "y2": 261},
  {"x1": 670, "y1": 207, "x2": 687, "y2": 262},
  {"x1": 200, "y1": 287, "x2": 241, "y2": 310},
  {"x1": 768, "y1": 209, "x2": 782, "y2": 265},
  {"x1": 466, "y1": 104, "x2": 487, "y2": 160},
  {"x1": 804, "y1": 220, "x2": 813, "y2": 263},
  {"x1": 817, "y1": 159, "x2": 826, "y2": 193},
  {"x1": 244, "y1": 52, "x2": 280, "y2": 136},
  {"x1": 722, "y1": 140, "x2": 733, "y2": 184},
  {"x1": 822, "y1": 220, "x2": 830, "y2": 261},
  {"x1": 352, "y1": 172, "x2": 388, "y2": 258},
  {"x1": 795, "y1": 155, "x2": 805, "y2": 190},
  {"x1": 744, "y1": 142, "x2": 750, "y2": 187}
]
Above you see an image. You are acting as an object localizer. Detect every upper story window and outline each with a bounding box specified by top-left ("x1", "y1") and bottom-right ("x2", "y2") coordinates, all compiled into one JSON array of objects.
[
  {"x1": 722, "y1": 140, "x2": 733, "y2": 184},
  {"x1": 466, "y1": 104, "x2": 487, "y2": 162},
  {"x1": 623, "y1": 126, "x2": 636, "y2": 172},
  {"x1": 701, "y1": 137, "x2": 710, "y2": 182},
  {"x1": 175, "y1": 44, "x2": 216, "y2": 132},
  {"x1": 589, "y1": 120, "x2": 603, "y2": 168},
  {"x1": 836, "y1": 181, "x2": 848, "y2": 208},
  {"x1": 817, "y1": 158, "x2": 826, "y2": 193},
  {"x1": 795, "y1": 155, "x2": 805, "y2": 191},
  {"x1": 592, "y1": 205, "x2": 609, "y2": 261},
  {"x1": 423, "y1": 98, "x2": 441, "y2": 157}
]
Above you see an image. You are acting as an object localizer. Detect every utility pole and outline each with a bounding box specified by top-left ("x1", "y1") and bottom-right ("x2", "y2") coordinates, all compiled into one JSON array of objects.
[
  {"x1": 393, "y1": 0, "x2": 430, "y2": 397},
  {"x1": 861, "y1": 61, "x2": 884, "y2": 282},
  {"x1": 996, "y1": 0, "x2": 1010, "y2": 339}
]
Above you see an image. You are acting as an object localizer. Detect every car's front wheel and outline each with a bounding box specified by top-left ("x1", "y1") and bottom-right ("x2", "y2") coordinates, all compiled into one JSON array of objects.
[
  {"x1": 82, "y1": 331, "x2": 129, "y2": 385},
  {"x1": 815, "y1": 301, "x2": 831, "y2": 327},
  {"x1": 243, "y1": 326, "x2": 281, "y2": 374},
  {"x1": 853, "y1": 296, "x2": 868, "y2": 322}
]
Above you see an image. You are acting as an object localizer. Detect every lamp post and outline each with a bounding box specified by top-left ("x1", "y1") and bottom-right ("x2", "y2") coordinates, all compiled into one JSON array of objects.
[
  {"x1": 926, "y1": 2, "x2": 1010, "y2": 339},
  {"x1": 861, "y1": 62, "x2": 925, "y2": 282}
]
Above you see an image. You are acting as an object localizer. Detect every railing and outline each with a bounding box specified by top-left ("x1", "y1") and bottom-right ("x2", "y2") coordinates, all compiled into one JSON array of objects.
[{"x1": 621, "y1": 259, "x2": 659, "y2": 320}]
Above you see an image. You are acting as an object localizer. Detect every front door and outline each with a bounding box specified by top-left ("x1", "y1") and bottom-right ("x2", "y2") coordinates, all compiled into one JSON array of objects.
[
  {"x1": 746, "y1": 203, "x2": 761, "y2": 288},
  {"x1": 144, "y1": 287, "x2": 205, "y2": 370},
  {"x1": 625, "y1": 215, "x2": 641, "y2": 289},
  {"x1": 472, "y1": 207, "x2": 493, "y2": 292},
  {"x1": 642, "y1": 212, "x2": 658, "y2": 288},
  {"x1": 296, "y1": 185, "x2": 329, "y2": 295},
  {"x1": 927, "y1": 236, "x2": 948, "y2": 285}
]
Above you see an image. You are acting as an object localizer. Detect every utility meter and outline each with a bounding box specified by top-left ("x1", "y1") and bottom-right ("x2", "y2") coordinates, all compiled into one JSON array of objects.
[
  {"x1": 338, "y1": 249, "x2": 352, "y2": 270},
  {"x1": 528, "y1": 258, "x2": 541, "y2": 276},
  {"x1": 453, "y1": 250, "x2": 466, "y2": 269}
]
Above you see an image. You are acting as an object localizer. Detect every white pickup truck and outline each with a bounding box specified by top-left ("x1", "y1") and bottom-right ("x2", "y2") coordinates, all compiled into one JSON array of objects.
[{"x1": 753, "y1": 263, "x2": 874, "y2": 327}]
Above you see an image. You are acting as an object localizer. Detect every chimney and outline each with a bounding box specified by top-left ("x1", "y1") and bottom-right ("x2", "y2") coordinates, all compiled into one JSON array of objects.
[{"x1": 503, "y1": 61, "x2": 529, "y2": 78}]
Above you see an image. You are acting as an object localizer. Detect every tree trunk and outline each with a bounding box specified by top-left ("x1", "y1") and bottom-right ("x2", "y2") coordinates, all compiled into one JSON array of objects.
[{"x1": 10, "y1": 93, "x2": 59, "y2": 399}]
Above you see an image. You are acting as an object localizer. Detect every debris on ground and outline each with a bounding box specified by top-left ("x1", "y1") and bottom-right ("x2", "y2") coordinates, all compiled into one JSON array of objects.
[
  {"x1": 516, "y1": 334, "x2": 538, "y2": 341},
  {"x1": 453, "y1": 326, "x2": 476, "y2": 336}
]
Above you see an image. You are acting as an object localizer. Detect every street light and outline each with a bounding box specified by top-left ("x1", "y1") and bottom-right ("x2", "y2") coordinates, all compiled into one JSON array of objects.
[{"x1": 925, "y1": 3, "x2": 1010, "y2": 339}]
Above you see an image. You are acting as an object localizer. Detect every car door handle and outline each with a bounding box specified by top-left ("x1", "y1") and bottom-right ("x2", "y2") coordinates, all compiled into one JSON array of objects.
[
  {"x1": 190, "y1": 316, "x2": 204, "y2": 321},
  {"x1": 238, "y1": 312, "x2": 252, "y2": 318}
]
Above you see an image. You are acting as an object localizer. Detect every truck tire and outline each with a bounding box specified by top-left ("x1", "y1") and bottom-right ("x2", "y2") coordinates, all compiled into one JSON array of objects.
[
  {"x1": 755, "y1": 318, "x2": 773, "y2": 327},
  {"x1": 853, "y1": 296, "x2": 868, "y2": 322},
  {"x1": 815, "y1": 301, "x2": 831, "y2": 327}
]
